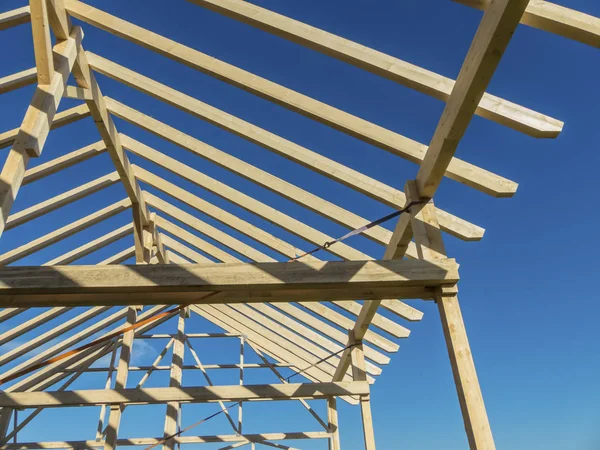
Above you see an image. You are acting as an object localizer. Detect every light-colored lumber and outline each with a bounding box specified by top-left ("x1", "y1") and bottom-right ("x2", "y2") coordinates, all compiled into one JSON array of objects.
[
  {"x1": 126, "y1": 139, "x2": 372, "y2": 261},
  {"x1": 0, "y1": 306, "x2": 112, "y2": 369},
  {"x1": 0, "y1": 68, "x2": 37, "y2": 95},
  {"x1": 154, "y1": 216, "x2": 236, "y2": 264},
  {"x1": 0, "y1": 6, "x2": 30, "y2": 31},
  {"x1": 44, "y1": 223, "x2": 133, "y2": 265},
  {"x1": 0, "y1": 104, "x2": 92, "y2": 150},
  {"x1": 6, "y1": 172, "x2": 120, "y2": 230},
  {"x1": 65, "y1": 3, "x2": 517, "y2": 198},
  {"x1": 29, "y1": 0, "x2": 55, "y2": 85},
  {"x1": 331, "y1": 300, "x2": 409, "y2": 338},
  {"x1": 455, "y1": 0, "x2": 600, "y2": 48},
  {"x1": 139, "y1": 172, "x2": 307, "y2": 262},
  {"x1": 164, "y1": 251, "x2": 192, "y2": 265},
  {"x1": 104, "y1": 307, "x2": 137, "y2": 450},
  {"x1": 64, "y1": 84, "x2": 93, "y2": 100},
  {"x1": 4, "y1": 305, "x2": 172, "y2": 394},
  {"x1": 189, "y1": 0, "x2": 563, "y2": 137},
  {"x1": 0, "y1": 258, "x2": 459, "y2": 305},
  {"x1": 0, "y1": 307, "x2": 70, "y2": 346},
  {"x1": 223, "y1": 303, "x2": 368, "y2": 380},
  {"x1": 161, "y1": 234, "x2": 211, "y2": 263},
  {"x1": 350, "y1": 337, "x2": 376, "y2": 450},
  {"x1": 0, "y1": 432, "x2": 330, "y2": 449},
  {"x1": 0, "y1": 308, "x2": 25, "y2": 324},
  {"x1": 0, "y1": 382, "x2": 370, "y2": 408},
  {"x1": 0, "y1": 198, "x2": 131, "y2": 266},
  {"x1": 416, "y1": 0, "x2": 530, "y2": 199},
  {"x1": 163, "y1": 311, "x2": 186, "y2": 450},
  {"x1": 111, "y1": 101, "x2": 404, "y2": 248},
  {"x1": 98, "y1": 246, "x2": 135, "y2": 265},
  {"x1": 196, "y1": 305, "x2": 355, "y2": 385},
  {"x1": 327, "y1": 396, "x2": 341, "y2": 450},
  {"x1": 87, "y1": 56, "x2": 484, "y2": 245},
  {"x1": 0, "y1": 27, "x2": 82, "y2": 239}
]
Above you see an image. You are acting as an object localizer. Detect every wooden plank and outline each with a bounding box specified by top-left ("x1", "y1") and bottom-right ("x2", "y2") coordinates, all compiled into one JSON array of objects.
[
  {"x1": 163, "y1": 311, "x2": 185, "y2": 450},
  {"x1": 0, "y1": 7, "x2": 30, "y2": 31},
  {"x1": 0, "y1": 68, "x2": 37, "y2": 95},
  {"x1": 0, "y1": 432, "x2": 330, "y2": 449},
  {"x1": 6, "y1": 172, "x2": 120, "y2": 230},
  {"x1": 0, "y1": 382, "x2": 369, "y2": 408},
  {"x1": 0, "y1": 199, "x2": 131, "y2": 266},
  {"x1": 90, "y1": 58, "x2": 483, "y2": 242},
  {"x1": 65, "y1": 3, "x2": 518, "y2": 198},
  {"x1": 165, "y1": 251, "x2": 193, "y2": 265},
  {"x1": 161, "y1": 234, "x2": 212, "y2": 263},
  {"x1": 0, "y1": 28, "x2": 82, "y2": 239},
  {"x1": 139, "y1": 172, "x2": 310, "y2": 262},
  {"x1": 154, "y1": 216, "x2": 238, "y2": 264},
  {"x1": 126, "y1": 138, "x2": 372, "y2": 261},
  {"x1": 44, "y1": 223, "x2": 133, "y2": 266},
  {"x1": 0, "y1": 257, "x2": 458, "y2": 295},
  {"x1": 98, "y1": 246, "x2": 135, "y2": 265},
  {"x1": 455, "y1": 0, "x2": 600, "y2": 48},
  {"x1": 104, "y1": 307, "x2": 137, "y2": 450},
  {"x1": 29, "y1": 0, "x2": 55, "y2": 85},
  {"x1": 350, "y1": 337, "x2": 376, "y2": 450},
  {"x1": 0, "y1": 307, "x2": 70, "y2": 346},
  {"x1": 0, "y1": 104, "x2": 92, "y2": 150},
  {"x1": 189, "y1": 0, "x2": 562, "y2": 137},
  {"x1": 416, "y1": 0, "x2": 530, "y2": 198}
]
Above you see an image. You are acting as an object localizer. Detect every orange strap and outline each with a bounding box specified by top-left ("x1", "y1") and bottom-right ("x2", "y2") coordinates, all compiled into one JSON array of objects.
[{"x1": 0, "y1": 293, "x2": 219, "y2": 386}]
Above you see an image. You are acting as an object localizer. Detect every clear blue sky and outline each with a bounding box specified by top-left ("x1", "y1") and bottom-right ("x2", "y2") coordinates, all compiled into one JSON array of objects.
[{"x1": 0, "y1": 0, "x2": 598, "y2": 449}]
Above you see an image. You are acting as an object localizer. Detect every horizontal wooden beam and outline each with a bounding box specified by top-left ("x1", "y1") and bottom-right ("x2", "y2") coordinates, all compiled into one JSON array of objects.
[
  {"x1": 189, "y1": 0, "x2": 562, "y2": 137},
  {"x1": 455, "y1": 0, "x2": 600, "y2": 48},
  {"x1": 22, "y1": 141, "x2": 106, "y2": 185},
  {"x1": 67, "y1": 2, "x2": 517, "y2": 197},
  {"x1": 0, "y1": 382, "x2": 369, "y2": 408},
  {"x1": 0, "y1": 68, "x2": 37, "y2": 95},
  {"x1": 0, "y1": 6, "x2": 30, "y2": 31},
  {"x1": 0, "y1": 432, "x2": 330, "y2": 449},
  {"x1": 0, "y1": 258, "x2": 456, "y2": 306},
  {"x1": 0, "y1": 104, "x2": 91, "y2": 150}
]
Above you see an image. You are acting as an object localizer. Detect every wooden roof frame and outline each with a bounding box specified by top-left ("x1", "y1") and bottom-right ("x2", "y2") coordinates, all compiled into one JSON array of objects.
[{"x1": 0, "y1": 0, "x2": 597, "y2": 449}]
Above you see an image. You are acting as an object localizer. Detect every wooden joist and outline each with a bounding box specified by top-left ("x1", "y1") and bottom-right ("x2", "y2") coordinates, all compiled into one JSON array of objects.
[
  {"x1": 44, "y1": 223, "x2": 134, "y2": 266},
  {"x1": 189, "y1": 0, "x2": 563, "y2": 137},
  {"x1": 0, "y1": 68, "x2": 37, "y2": 95},
  {"x1": 6, "y1": 172, "x2": 120, "y2": 230},
  {"x1": 91, "y1": 56, "x2": 483, "y2": 241},
  {"x1": 22, "y1": 141, "x2": 106, "y2": 185},
  {"x1": 0, "y1": 104, "x2": 91, "y2": 150},
  {"x1": 0, "y1": 258, "x2": 458, "y2": 307},
  {"x1": 0, "y1": 433, "x2": 330, "y2": 449},
  {"x1": 66, "y1": 2, "x2": 517, "y2": 197},
  {"x1": 0, "y1": 382, "x2": 370, "y2": 408},
  {"x1": 0, "y1": 199, "x2": 131, "y2": 266},
  {"x1": 0, "y1": 7, "x2": 30, "y2": 31},
  {"x1": 455, "y1": 0, "x2": 600, "y2": 48},
  {"x1": 98, "y1": 246, "x2": 135, "y2": 265}
]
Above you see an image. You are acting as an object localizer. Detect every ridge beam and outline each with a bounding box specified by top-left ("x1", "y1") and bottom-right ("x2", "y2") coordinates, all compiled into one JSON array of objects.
[{"x1": 189, "y1": 0, "x2": 562, "y2": 137}]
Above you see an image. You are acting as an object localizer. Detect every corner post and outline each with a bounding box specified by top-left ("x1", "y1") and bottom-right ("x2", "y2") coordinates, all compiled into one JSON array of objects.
[
  {"x1": 349, "y1": 331, "x2": 376, "y2": 450},
  {"x1": 405, "y1": 179, "x2": 495, "y2": 450}
]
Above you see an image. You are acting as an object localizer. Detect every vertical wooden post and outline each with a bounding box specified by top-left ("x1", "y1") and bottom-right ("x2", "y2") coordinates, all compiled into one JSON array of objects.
[
  {"x1": 104, "y1": 306, "x2": 137, "y2": 450},
  {"x1": 132, "y1": 205, "x2": 151, "y2": 263},
  {"x1": 405, "y1": 180, "x2": 495, "y2": 450},
  {"x1": 0, "y1": 408, "x2": 12, "y2": 444},
  {"x1": 163, "y1": 310, "x2": 185, "y2": 450},
  {"x1": 349, "y1": 332, "x2": 376, "y2": 450},
  {"x1": 238, "y1": 336, "x2": 244, "y2": 435},
  {"x1": 96, "y1": 345, "x2": 118, "y2": 441},
  {"x1": 327, "y1": 397, "x2": 341, "y2": 450},
  {"x1": 29, "y1": 0, "x2": 55, "y2": 85}
]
